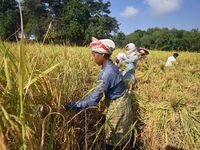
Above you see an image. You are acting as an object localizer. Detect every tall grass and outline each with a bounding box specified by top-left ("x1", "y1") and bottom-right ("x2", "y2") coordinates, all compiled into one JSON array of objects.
[
  {"x1": 0, "y1": 41, "x2": 199, "y2": 149},
  {"x1": 17, "y1": 1, "x2": 27, "y2": 149},
  {"x1": 0, "y1": 43, "x2": 101, "y2": 149},
  {"x1": 135, "y1": 51, "x2": 200, "y2": 149}
]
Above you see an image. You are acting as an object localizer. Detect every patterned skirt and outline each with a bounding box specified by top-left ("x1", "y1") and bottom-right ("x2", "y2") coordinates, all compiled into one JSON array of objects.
[{"x1": 104, "y1": 91, "x2": 134, "y2": 146}]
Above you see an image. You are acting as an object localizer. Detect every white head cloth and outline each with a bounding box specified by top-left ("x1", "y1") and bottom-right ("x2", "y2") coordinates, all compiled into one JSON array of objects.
[
  {"x1": 90, "y1": 37, "x2": 115, "y2": 54},
  {"x1": 125, "y1": 43, "x2": 137, "y2": 58}
]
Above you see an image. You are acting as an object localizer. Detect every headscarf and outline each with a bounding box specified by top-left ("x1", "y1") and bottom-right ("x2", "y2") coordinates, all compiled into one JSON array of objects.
[
  {"x1": 125, "y1": 43, "x2": 137, "y2": 58},
  {"x1": 125, "y1": 43, "x2": 137, "y2": 53},
  {"x1": 138, "y1": 47, "x2": 149, "y2": 55},
  {"x1": 90, "y1": 37, "x2": 115, "y2": 54}
]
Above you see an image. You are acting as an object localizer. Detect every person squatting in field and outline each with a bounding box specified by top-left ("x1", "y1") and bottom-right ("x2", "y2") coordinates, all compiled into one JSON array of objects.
[
  {"x1": 165, "y1": 53, "x2": 179, "y2": 67},
  {"x1": 115, "y1": 43, "x2": 139, "y2": 92},
  {"x1": 64, "y1": 37, "x2": 135, "y2": 149}
]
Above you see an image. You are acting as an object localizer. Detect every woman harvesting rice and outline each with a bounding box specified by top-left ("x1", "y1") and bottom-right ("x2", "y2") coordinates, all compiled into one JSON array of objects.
[
  {"x1": 64, "y1": 37, "x2": 134, "y2": 149},
  {"x1": 115, "y1": 43, "x2": 139, "y2": 92},
  {"x1": 138, "y1": 47, "x2": 149, "y2": 61}
]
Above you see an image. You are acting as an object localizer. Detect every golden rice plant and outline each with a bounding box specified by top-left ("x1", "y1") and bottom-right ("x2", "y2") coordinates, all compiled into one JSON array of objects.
[
  {"x1": 0, "y1": 39, "x2": 199, "y2": 150},
  {"x1": 135, "y1": 50, "x2": 200, "y2": 149}
]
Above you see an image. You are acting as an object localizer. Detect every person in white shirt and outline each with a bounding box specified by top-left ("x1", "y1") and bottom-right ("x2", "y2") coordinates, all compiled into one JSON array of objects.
[{"x1": 165, "y1": 53, "x2": 179, "y2": 67}]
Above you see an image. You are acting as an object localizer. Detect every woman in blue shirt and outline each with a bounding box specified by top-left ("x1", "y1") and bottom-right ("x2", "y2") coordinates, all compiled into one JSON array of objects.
[{"x1": 64, "y1": 37, "x2": 134, "y2": 149}]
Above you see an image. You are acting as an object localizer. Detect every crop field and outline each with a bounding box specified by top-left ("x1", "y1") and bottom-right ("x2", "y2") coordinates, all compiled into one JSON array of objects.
[{"x1": 0, "y1": 42, "x2": 200, "y2": 150}]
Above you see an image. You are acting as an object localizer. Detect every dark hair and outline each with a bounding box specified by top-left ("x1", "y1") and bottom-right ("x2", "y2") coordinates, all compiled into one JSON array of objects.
[
  {"x1": 103, "y1": 53, "x2": 111, "y2": 59},
  {"x1": 92, "y1": 51, "x2": 111, "y2": 58},
  {"x1": 173, "y1": 53, "x2": 179, "y2": 57}
]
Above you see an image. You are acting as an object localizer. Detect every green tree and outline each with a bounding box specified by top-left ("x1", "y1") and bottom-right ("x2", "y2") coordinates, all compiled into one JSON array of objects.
[
  {"x1": 21, "y1": 0, "x2": 119, "y2": 44},
  {"x1": 85, "y1": 15, "x2": 118, "y2": 43},
  {"x1": 0, "y1": 0, "x2": 19, "y2": 40},
  {"x1": 140, "y1": 34, "x2": 154, "y2": 48},
  {"x1": 124, "y1": 29, "x2": 144, "y2": 47},
  {"x1": 62, "y1": 0, "x2": 119, "y2": 45},
  {"x1": 23, "y1": 0, "x2": 50, "y2": 40},
  {"x1": 62, "y1": 0, "x2": 90, "y2": 44},
  {"x1": 112, "y1": 31, "x2": 126, "y2": 48},
  {"x1": 188, "y1": 29, "x2": 200, "y2": 51},
  {"x1": 124, "y1": 27, "x2": 200, "y2": 51},
  {"x1": 44, "y1": 0, "x2": 68, "y2": 42}
]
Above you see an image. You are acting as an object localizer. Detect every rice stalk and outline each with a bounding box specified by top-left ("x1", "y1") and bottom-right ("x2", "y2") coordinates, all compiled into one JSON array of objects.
[
  {"x1": 40, "y1": 112, "x2": 65, "y2": 149},
  {"x1": 85, "y1": 110, "x2": 88, "y2": 150},
  {"x1": 3, "y1": 57, "x2": 12, "y2": 92},
  {"x1": 113, "y1": 120, "x2": 137, "y2": 149},
  {"x1": 0, "y1": 132, "x2": 7, "y2": 150},
  {"x1": 18, "y1": 1, "x2": 26, "y2": 149},
  {"x1": 0, "y1": 42, "x2": 18, "y2": 71},
  {"x1": 24, "y1": 62, "x2": 62, "y2": 95},
  {"x1": 43, "y1": 21, "x2": 52, "y2": 44}
]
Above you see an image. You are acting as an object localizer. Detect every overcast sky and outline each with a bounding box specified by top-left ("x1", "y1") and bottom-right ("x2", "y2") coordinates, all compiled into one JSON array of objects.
[{"x1": 104, "y1": 0, "x2": 200, "y2": 35}]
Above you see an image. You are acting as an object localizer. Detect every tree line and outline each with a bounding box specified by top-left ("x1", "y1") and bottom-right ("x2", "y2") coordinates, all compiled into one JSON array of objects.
[
  {"x1": 0, "y1": 0, "x2": 118, "y2": 44},
  {"x1": 113, "y1": 28, "x2": 200, "y2": 52},
  {"x1": 0, "y1": 0, "x2": 200, "y2": 51}
]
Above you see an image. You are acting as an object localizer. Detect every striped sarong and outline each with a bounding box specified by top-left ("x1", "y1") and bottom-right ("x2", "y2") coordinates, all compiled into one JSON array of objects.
[{"x1": 104, "y1": 91, "x2": 134, "y2": 146}]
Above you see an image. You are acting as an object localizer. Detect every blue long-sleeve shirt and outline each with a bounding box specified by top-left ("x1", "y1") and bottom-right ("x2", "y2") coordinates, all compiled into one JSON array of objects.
[{"x1": 68, "y1": 60, "x2": 126, "y2": 110}]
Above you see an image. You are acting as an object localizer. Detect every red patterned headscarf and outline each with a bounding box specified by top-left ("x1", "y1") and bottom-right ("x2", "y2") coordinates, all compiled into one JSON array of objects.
[{"x1": 90, "y1": 37, "x2": 115, "y2": 54}]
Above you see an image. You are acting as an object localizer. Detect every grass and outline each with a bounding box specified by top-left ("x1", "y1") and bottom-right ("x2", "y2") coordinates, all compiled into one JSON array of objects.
[
  {"x1": 0, "y1": 42, "x2": 199, "y2": 149},
  {"x1": 135, "y1": 50, "x2": 200, "y2": 149}
]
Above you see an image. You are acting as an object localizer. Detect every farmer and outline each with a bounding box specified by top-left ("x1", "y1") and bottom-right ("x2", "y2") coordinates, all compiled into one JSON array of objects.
[
  {"x1": 138, "y1": 47, "x2": 149, "y2": 61},
  {"x1": 120, "y1": 43, "x2": 139, "y2": 91},
  {"x1": 165, "y1": 53, "x2": 179, "y2": 67},
  {"x1": 64, "y1": 37, "x2": 134, "y2": 149}
]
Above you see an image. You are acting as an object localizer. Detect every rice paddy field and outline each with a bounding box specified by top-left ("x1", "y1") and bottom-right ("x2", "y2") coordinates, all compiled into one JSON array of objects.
[{"x1": 0, "y1": 42, "x2": 200, "y2": 150}]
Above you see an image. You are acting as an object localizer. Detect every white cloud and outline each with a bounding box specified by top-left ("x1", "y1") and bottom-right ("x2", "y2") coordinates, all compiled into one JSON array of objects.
[
  {"x1": 145, "y1": 0, "x2": 182, "y2": 16},
  {"x1": 120, "y1": 6, "x2": 139, "y2": 18}
]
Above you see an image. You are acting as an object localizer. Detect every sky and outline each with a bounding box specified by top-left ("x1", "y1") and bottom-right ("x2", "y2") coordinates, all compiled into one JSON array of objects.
[{"x1": 103, "y1": 0, "x2": 200, "y2": 35}]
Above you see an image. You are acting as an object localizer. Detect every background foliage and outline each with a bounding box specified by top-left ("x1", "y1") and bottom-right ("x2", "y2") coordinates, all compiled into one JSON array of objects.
[
  {"x1": 0, "y1": 0, "x2": 200, "y2": 51},
  {"x1": 122, "y1": 28, "x2": 200, "y2": 51}
]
